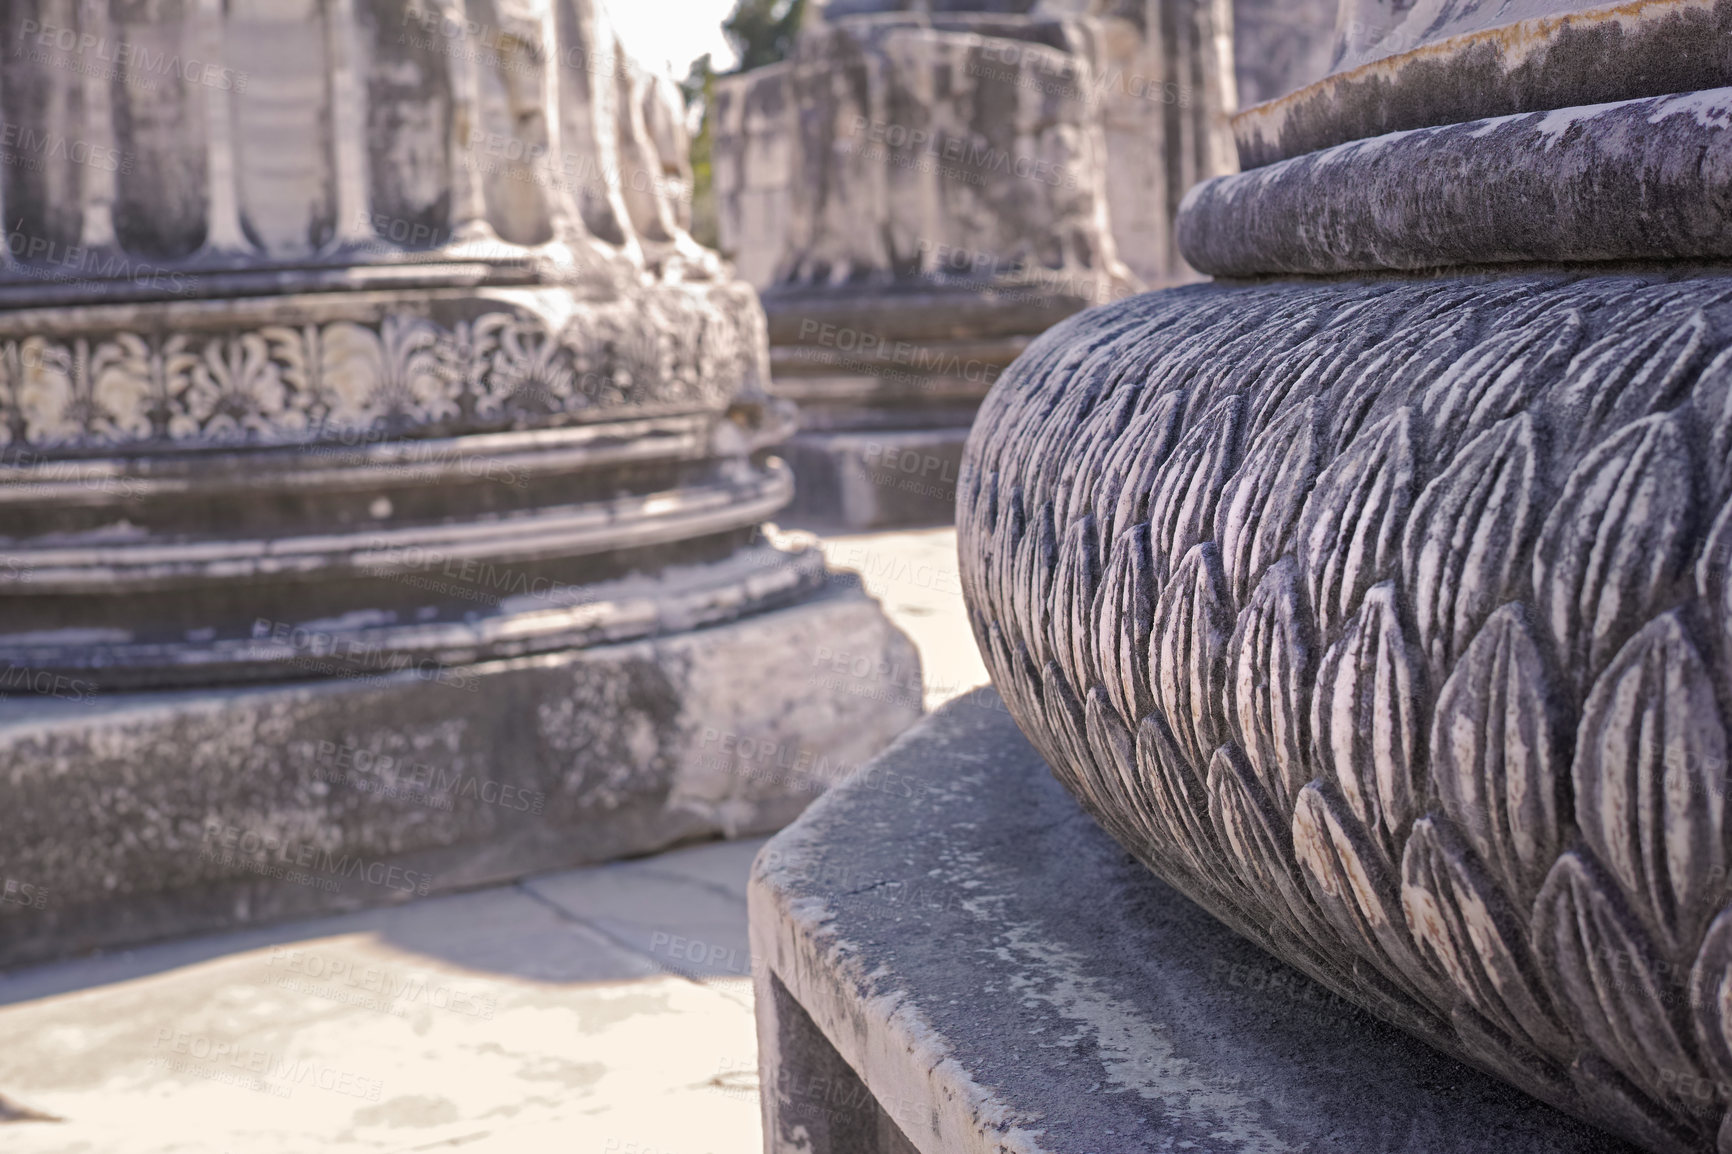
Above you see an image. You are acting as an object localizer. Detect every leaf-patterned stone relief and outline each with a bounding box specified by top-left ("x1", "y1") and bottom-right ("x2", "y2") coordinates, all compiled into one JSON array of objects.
[
  {"x1": 1534, "y1": 413, "x2": 1699, "y2": 689},
  {"x1": 1310, "y1": 582, "x2": 1425, "y2": 863},
  {"x1": 0, "y1": 282, "x2": 757, "y2": 452},
  {"x1": 1535, "y1": 852, "x2": 1706, "y2": 1113},
  {"x1": 1145, "y1": 394, "x2": 1243, "y2": 580},
  {"x1": 1403, "y1": 414, "x2": 1543, "y2": 677},
  {"x1": 1430, "y1": 604, "x2": 1563, "y2": 911},
  {"x1": 1227, "y1": 557, "x2": 1314, "y2": 811},
  {"x1": 1217, "y1": 397, "x2": 1324, "y2": 605},
  {"x1": 1299, "y1": 407, "x2": 1416, "y2": 641},
  {"x1": 1150, "y1": 542, "x2": 1234, "y2": 775},
  {"x1": 957, "y1": 273, "x2": 1732, "y2": 1153},
  {"x1": 1555, "y1": 310, "x2": 1711, "y2": 448},
  {"x1": 1292, "y1": 778, "x2": 1443, "y2": 1012},
  {"x1": 1401, "y1": 814, "x2": 1572, "y2": 1064},
  {"x1": 1094, "y1": 523, "x2": 1157, "y2": 729},
  {"x1": 1573, "y1": 612, "x2": 1728, "y2": 961},
  {"x1": 1420, "y1": 309, "x2": 1582, "y2": 457}
]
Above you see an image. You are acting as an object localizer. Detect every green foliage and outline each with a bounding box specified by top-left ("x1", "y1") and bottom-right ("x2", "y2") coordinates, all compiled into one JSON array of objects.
[
  {"x1": 722, "y1": 0, "x2": 807, "y2": 74},
  {"x1": 683, "y1": 55, "x2": 719, "y2": 248},
  {"x1": 681, "y1": 0, "x2": 807, "y2": 251}
]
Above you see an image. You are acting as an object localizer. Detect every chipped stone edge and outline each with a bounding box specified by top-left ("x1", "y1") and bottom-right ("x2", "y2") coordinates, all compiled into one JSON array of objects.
[{"x1": 748, "y1": 697, "x2": 1054, "y2": 1154}]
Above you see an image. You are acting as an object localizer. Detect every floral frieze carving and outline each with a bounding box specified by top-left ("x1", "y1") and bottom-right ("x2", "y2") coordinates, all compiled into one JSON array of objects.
[
  {"x1": 959, "y1": 272, "x2": 1732, "y2": 1153},
  {"x1": 0, "y1": 286, "x2": 759, "y2": 452}
]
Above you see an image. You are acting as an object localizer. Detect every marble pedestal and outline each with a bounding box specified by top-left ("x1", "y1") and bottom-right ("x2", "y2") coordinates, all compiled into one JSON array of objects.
[
  {"x1": 951, "y1": 3, "x2": 1732, "y2": 1151},
  {"x1": 750, "y1": 689, "x2": 1634, "y2": 1153},
  {"x1": 714, "y1": 0, "x2": 1238, "y2": 527},
  {"x1": 0, "y1": 0, "x2": 921, "y2": 967},
  {"x1": 764, "y1": 285, "x2": 1082, "y2": 528}
]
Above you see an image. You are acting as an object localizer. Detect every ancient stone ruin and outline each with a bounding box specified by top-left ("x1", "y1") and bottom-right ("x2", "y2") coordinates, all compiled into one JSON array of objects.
[
  {"x1": 712, "y1": 0, "x2": 1243, "y2": 527},
  {"x1": 753, "y1": 0, "x2": 1732, "y2": 1151},
  {"x1": 0, "y1": 0, "x2": 917, "y2": 970},
  {"x1": 962, "y1": 0, "x2": 1732, "y2": 1148}
]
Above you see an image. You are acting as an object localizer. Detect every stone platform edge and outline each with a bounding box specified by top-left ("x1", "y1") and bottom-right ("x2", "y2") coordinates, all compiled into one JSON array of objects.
[
  {"x1": 748, "y1": 688, "x2": 1635, "y2": 1154},
  {"x1": 0, "y1": 583, "x2": 921, "y2": 970}
]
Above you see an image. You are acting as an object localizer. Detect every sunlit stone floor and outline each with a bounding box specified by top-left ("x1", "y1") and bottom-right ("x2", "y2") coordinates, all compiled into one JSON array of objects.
[{"x1": 0, "y1": 527, "x2": 986, "y2": 1154}]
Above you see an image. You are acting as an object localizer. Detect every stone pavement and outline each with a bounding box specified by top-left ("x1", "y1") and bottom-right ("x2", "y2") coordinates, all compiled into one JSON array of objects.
[
  {"x1": 771, "y1": 525, "x2": 989, "y2": 713},
  {"x1": 0, "y1": 529, "x2": 985, "y2": 1154},
  {"x1": 0, "y1": 836, "x2": 768, "y2": 1154}
]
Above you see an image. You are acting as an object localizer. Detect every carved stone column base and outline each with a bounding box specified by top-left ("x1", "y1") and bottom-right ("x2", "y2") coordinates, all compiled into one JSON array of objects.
[
  {"x1": 0, "y1": 582, "x2": 918, "y2": 970},
  {"x1": 957, "y1": 268, "x2": 1732, "y2": 1153}
]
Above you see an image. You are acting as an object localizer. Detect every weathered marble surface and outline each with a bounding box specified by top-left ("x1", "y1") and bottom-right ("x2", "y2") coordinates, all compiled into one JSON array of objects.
[
  {"x1": 0, "y1": 581, "x2": 917, "y2": 971},
  {"x1": 713, "y1": 0, "x2": 1236, "y2": 526},
  {"x1": 752, "y1": 688, "x2": 1634, "y2": 1152},
  {"x1": 0, "y1": 0, "x2": 711, "y2": 290},
  {"x1": 1235, "y1": 0, "x2": 1732, "y2": 168},
  {"x1": 923, "y1": 0, "x2": 1732, "y2": 1151},
  {"x1": 771, "y1": 13, "x2": 1132, "y2": 289},
  {"x1": 1329, "y1": 0, "x2": 1677, "y2": 73},
  {"x1": 712, "y1": 62, "x2": 793, "y2": 290},
  {"x1": 720, "y1": 0, "x2": 1236, "y2": 290},
  {"x1": 959, "y1": 271, "x2": 1732, "y2": 1153},
  {"x1": 0, "y1": 0, "x2": 921, "y2": 961},
  {"x1": 1183, "y1": 87, "x2": 1732, "y2": 276},
  {"x1": 1233, "y1": 0, "x2": 1337, "y2": 106}
]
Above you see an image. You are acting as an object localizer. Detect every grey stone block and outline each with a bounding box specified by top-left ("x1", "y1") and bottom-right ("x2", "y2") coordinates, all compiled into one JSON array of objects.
[
  {"x1": 781, "y1": 429, "x2": 968, "y2": 530},
  {"x1": 751, "y1": 689, "x2": 1634, "y2": 1153},
  {"x1": 711, "y1": 0, "x2": 1243, "y2": 526},
  {"x1": 0, "y1": 583, "x2": 920, "y2": 969}
]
